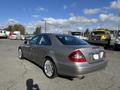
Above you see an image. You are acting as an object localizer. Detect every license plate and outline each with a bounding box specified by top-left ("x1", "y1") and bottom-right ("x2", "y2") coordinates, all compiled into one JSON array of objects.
[{"x1": 93, "y1": 54, "x2": 99, "y2": 60}]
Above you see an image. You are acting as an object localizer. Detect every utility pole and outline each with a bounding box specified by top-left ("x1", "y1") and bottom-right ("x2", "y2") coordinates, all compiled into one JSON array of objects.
[
  {"x1": 45, "y1": 20, "x2": 47, "y2": 33},
  {"x1": 118, "y1": 25, "x2": 120, "y2": 31},
  {"x1": 42, "y1": 19, "x2": 47, "y2": 33}
]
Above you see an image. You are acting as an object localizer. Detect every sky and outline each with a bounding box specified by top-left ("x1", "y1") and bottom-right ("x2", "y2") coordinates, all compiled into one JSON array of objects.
[{"x1": 0, "y1": 0, "x2": 120, "y2": 33}]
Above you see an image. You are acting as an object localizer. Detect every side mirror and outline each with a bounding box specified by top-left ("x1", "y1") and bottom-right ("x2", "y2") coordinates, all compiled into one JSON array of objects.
[{"x1": 24, "y1": 40, "x2": 30, "y2": 44}]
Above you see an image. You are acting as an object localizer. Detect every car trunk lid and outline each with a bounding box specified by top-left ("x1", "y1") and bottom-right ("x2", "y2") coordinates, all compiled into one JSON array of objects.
[
  {"x1": 80, "y1": 46, "x2": 105, "y2": 63},
  {"x1": 66, "y1": 45, "x2": 105, "y2": 63}
]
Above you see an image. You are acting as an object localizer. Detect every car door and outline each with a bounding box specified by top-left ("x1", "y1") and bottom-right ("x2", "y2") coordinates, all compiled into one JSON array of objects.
[
  {"x1": 22, "y1": 40, "x2": 31, "y2": 59},
  {"x1": 29, "y1": 35, "x2": 40, "y2": 62},
  {"x1": 34, "y1": 35, "x2": 52, "y2": 66}
]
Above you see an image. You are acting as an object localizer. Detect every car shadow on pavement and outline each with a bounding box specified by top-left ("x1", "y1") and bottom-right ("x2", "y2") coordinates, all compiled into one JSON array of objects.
[
  {"x1": 26, "y1": 79, "x2": 40, "y2": 90},
  {"x1": 58, "y1": 75, "x2": 85, "y2": 81},
  {"x1": 58, "y1": 75, "x2": 74, "y2": 81}
]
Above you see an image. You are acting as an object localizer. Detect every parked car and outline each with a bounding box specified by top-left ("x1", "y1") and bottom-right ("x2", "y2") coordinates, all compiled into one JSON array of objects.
[
  {"x1": 25, "y1": 34, "x2": 34, "y2": 40},
  {"x1": 0, "y1": 30, "x2": 7, "y2": 38},
  {"x1": 21, "y1": 35, "x2": 25, "y2": 40},
  {"x1": 114, "y1": 30, "x2": 120, "y2": 50},
  {"x1": 69, "y1": 31, "x2": 88, "y2": 40},
  {"x1": 9, "y1": 33, "x2": 21, "y2": 40},
  {"x1": 88, "y1": 29, "x2": 111, "y2": 46},
  {"x1": 18, "y1": 33, "x2": 108, "y2": 78},
  {"x1": 9, "y1": 31, "x2": 21, "y2": 40}
]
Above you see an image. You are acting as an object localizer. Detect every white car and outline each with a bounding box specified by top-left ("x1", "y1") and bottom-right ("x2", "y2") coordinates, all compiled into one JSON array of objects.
[
  {"x1": 9, "y1": 33, "x2": 21, "y2": 40},
  {"x1": 0, "y1": 30, "x2": 7, "y2": 38}
]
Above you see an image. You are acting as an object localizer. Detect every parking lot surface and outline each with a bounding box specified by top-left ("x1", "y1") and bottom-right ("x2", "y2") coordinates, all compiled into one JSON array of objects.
[{"x1": 0, "y1": 39, "x2": 120, "y2": 90}]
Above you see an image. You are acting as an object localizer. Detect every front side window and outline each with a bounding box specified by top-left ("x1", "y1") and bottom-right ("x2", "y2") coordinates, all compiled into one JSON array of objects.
[
  {"x1": 38, "y1": 35, "x2": 51, "y2": 45},
  {"x1": 30, "y1": 36, "x2": 39, "y2": 45},
  {"x1": 56, "y1": 35, "x2": 89, "y2": 45}
]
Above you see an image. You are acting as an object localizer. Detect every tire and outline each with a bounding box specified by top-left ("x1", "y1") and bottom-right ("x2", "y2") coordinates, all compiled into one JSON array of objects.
[
  {"x1": 18, "y1": 48, "x2": 24, "y2": 59},
  {"x1": 43, "y1": 58, "x2": 57, "y2": 78},
  {"x1": 104, "y1": 40, "x2": 110, "y2": 49},
  {"x1": 114, "y1": 44, "x2": 118, "y2": 50},
  {"x1": 104, "y1": 44, "x2": 108, "y2": 49}
]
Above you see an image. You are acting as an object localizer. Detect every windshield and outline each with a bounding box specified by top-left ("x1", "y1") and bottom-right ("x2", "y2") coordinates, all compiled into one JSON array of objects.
[
  {"x1": 56, "y1": 35, "x2": 89, "y2": 45},
  {"x1": 91, "y1": 31, "x2": 105, "y2": 36}
]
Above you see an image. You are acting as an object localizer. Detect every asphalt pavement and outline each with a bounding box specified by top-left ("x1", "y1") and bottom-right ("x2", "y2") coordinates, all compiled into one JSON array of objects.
[{"x1": 0, "y1": 39, "x2": 120, "y2": 90}]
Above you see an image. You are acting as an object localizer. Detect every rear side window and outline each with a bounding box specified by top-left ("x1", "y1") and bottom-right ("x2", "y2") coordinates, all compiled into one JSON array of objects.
[
  {"x1": 56, "y1": 35, "x2": 89, "y2": 45},
  {"x1": 38, "y1": 35, "x2": 52, "y2": 45}
]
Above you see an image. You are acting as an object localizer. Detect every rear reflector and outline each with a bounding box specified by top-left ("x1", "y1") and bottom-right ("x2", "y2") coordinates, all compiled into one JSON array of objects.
[{"x1": 69, "y1": 50, "x2": 86, "y2": 62}]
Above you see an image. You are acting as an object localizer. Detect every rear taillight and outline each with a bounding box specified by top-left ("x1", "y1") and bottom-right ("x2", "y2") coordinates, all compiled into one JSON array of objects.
[{"x1": 69, "y1": 50, "x2": 86, "y2": 62}]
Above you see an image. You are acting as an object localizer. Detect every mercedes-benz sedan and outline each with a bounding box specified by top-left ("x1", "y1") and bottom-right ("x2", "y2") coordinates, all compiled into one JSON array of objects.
[{"x1": 18, "y1": 33, "x2": 108, "y2": 78}]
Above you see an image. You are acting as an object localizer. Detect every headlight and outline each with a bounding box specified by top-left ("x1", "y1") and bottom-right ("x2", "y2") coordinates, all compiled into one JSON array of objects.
[{"x1": 101, "y1": 35, "x2": 106, "y2": 39}]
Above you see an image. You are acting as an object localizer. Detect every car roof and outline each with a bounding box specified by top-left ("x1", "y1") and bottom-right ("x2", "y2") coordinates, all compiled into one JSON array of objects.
[
  {"x1": 38, "y1": 33, "x2": 72, "y2": 37},
  {"x1": 36, "y1": 33, "x2": 73, "y2": 46}
]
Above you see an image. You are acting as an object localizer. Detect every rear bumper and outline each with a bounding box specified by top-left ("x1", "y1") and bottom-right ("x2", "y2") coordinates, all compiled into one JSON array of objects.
[
  {"x1": 76, "y1": 60, "x2": 108, "y2": 75},
  {"x1": 58, "y1": 60, "x2": 108, "y2": 77}
]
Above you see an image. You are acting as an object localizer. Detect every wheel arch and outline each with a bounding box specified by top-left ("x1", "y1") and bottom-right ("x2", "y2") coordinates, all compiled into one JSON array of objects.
[
  {"x1": 44, "y1": 56, "x2": 58, "y2": 69},
  {"x1": 18, "y1": 47, "x2": 24, "y2": 59},
  {"x1": 44, "y1": 56, "x2": 56, "y2": 65},
  {"x1": 44, "y1": 56, "x2": 58, "y2": 78}
]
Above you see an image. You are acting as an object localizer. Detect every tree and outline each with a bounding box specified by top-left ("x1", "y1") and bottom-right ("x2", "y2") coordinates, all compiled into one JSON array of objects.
[
  {"x1": 6, "y1": 24, "x2": 25, "y2": 35},
  {"x1": 33, "y1": 26, "x2": 41, "y2": 35},
  {"x1": 19, "y1": 24, "x2": 25, "y2": 35},
  {"x1": 84, "y1": 28, "x2": 90, "y2": 37},
  {"x1": 6, "y1": 25, "x2": 13, "y2": 31},
  {"x1": 12, "y1": 24, "x2": 25, "y2": 35}
]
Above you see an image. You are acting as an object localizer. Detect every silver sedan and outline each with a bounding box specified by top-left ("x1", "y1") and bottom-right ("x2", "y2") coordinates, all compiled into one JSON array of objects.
[{"x1": 18, "y1": 33, "x2": 108, "y2": 78}]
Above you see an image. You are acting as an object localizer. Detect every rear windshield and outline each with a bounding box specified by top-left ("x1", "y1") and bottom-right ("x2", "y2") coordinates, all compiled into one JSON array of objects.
[{"x1": 56, "y1": 35, "x2": 89, "y2": 45}]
